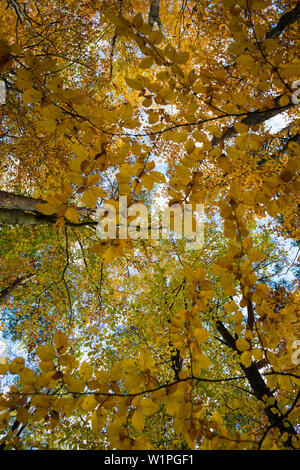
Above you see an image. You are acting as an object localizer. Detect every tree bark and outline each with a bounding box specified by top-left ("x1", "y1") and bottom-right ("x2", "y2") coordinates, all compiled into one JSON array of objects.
[
  {"x1": 0, "y1": 191, "x2": 96, "y2": 227},
  {"x1": 211, "y1": 95, "x2": 294, "y2": 146},
  {"x1": 265, "y1": 3, "x2": 300, "y2": 39},
  {"x1": 0, "y1": 274, "x2": 35, "y2": 305},
  {"x1": 216, "y1": 320, "x2": 298, "y2": 448},
  {"x1": 148, "y1": 0, "x2": 166, "y2": 39}
]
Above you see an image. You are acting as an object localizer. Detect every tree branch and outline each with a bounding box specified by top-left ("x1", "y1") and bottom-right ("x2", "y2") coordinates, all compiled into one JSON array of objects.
[
  {"x1": 265, "y1": 3, "x2": 300, "y2": 39},
  {"x1": 216, "y1": 320, "x2": 298, "y2": 447},
  {"x1": 148, "y1": 0, "x2": 166, "y2": 39},
  {"x1": 0, "y1": 274, "x2": 35, "y2": 305},
  {"x1": 211, "y1": 95, "x2": 294, "y2": 146},
  {"x1": 0, "y1": 191, "x2": 96, "y2": 227},
  {"x1": 7, "y1": 0, "x2": 31, "y2": 25}
]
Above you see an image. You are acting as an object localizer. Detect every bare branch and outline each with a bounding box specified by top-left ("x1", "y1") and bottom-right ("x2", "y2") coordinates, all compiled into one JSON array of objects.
[{"x1": 7, "y1": 0, "x2": 31, "y2": 25}]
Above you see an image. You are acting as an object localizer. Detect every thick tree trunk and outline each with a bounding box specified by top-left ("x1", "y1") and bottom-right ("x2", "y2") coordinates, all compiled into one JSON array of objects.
[{"x1": 0, "y1": 191, "x2": 96, "y2": 227}]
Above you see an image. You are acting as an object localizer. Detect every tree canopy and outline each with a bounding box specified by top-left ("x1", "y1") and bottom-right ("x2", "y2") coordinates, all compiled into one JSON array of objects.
[{"x1": 0, "y1": 0, "x2": 299, "y2": 451}]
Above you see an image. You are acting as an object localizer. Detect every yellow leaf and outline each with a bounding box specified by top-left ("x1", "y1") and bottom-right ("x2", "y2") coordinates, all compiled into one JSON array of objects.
[
  {"x1": 234, "y1": 122, "x2": 248, "y2": 133},
  {"x1": 148, "y1": 30, "x2": 164, "y2": 45},
  {"x1": 40, "y1": 361, "x2": 55, "y2": 372},
  {"x1": 79, "y1": 361, "x2": 93, "y2": 381},
  {"x1": 139, "y1": 398, "x2": 159, "y2": 416},
  {"x1": 193, "y1": 328, "x2": 209, "y2": 343},
  {"x1": 17, "y1": 407, "x2": 29, "y2": 425},
  {"x1": 0, "y1": 411, "x2": 10, "y2": 429},
  {"x1": 0, "y1": 363, "x2": 8, "y2": 375},
  {"x1": 86, "y1": 174, "x2": 100, "y2": 186},
  {"x1": 65, "y1": 207, "x2": 79, "y2": 224},
  {"x1": 9, "y1": 357, "x2": 25, "y2": 374},
  {"x1": 279, "y1": 95, "x2": 290, "y2": 107},
  {"x1": 69, "y1": 172, "x2": 83, "y2": 185},
  {"x1": 138, "y1": 350, "x2": 154, "y2": 371},
  {"x1": 185, "y1": 139, "x2": 195, "y2": 154},
  {"x1": 131, "y1": 409, "x2": 145, "y2": 432},
  {"x1": 35, "y1": 202, "x2": 56, "y2": 216},
  {"x1": 175, "y1": 51, "x2": 189, "y2": 65},
  {"x1": 212, "y1": 410, "x2": 223, "y2": 425},
  {"x1": 139, "y1": 57, "x2": 154, "y2": 69},
  {"x1": 36, "y1": 345, "x2": 56, "y2": 361},
  {"x1": 240, "y1": 351, "x2": 252, "y2": 368},
  {"x1": 54, "y1": 331, "x2": 68, "y2": 354},
  {"x1": 236, "y1": 338, "x2": 250, "y2": 352},
  {"x1": 91, "y1": 409, "x2": 106, "y2": 433},
  {"x1": 192, "y1": 354, "x2": 211, "y2": 375},
  {"x1": 22, "y1": 88, "x2": 42, "y2": 104},
  {"x1": 36, "y1": 119, "x2": 56, "y2": 134},
  {"x1": 81, "y1": 395, "x2": 98, "y2": 412},
  {"x1": 82, "y1": 190, "x2": 97, "y2": 209},
  {"x1": 19, "y1": 368, "x2": 35, "y2": 385},
  {"x1": 252, "y1": 349, "x2": 263, "y2": 361},
  {"x1": 125, "y1": 77, "x2": 144, "y2": 91}
]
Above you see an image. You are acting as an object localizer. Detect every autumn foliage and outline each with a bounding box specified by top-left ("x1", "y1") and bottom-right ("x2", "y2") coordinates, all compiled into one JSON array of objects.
[{"x1": 0, "y1": 0, "x2": 299, "y2": 450}]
